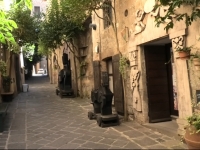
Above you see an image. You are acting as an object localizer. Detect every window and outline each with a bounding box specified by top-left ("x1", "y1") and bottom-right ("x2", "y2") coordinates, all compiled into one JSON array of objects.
[
  {"x1": 34, "y1": 6, "x2": 40, "y2": 15},
  {"x1": 103, "y1": 0, "x2": 112, "y2": 29}
]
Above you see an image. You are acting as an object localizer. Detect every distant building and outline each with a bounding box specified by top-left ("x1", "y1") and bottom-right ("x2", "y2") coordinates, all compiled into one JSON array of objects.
[{"x1": 32, "y1": 0, "x2": 48, "y2": 15}]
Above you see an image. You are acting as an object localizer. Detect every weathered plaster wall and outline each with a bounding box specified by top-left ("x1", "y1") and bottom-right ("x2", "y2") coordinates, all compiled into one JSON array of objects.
[
  {"x1": 48, "y1": 27, "x2": 94, "y2": 99},
  {"x1": 91, "y1": 1, "x2": 198, "y2": 134}
]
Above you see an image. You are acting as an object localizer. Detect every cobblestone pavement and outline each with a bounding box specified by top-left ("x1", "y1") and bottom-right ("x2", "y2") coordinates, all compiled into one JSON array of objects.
[{"x1": 0, "y1": 76, "x2": 187, "y2": 149}]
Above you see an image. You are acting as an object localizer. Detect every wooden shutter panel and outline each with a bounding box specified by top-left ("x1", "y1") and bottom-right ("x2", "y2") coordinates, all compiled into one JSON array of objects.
[{"x1": 112, "y1": 54, "x2": 124, "y2": 115}]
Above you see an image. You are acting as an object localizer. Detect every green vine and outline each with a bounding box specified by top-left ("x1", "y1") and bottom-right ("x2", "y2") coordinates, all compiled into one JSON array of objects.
[
  {"x1": 119, "y1": 56, "x2": 129, "y2": 78},
  {"x1": 155, "y1": 0, "x2": 200, "y2": 31},
  {"x1": 0, "y1": 60, "x2": 7, "y2": 77},
  {"x1": 80, "y1": 61, "x2": 88, "y2": 67},
  {"x1": 79, "y1": 61, "x2": 88, "y2": 76}
]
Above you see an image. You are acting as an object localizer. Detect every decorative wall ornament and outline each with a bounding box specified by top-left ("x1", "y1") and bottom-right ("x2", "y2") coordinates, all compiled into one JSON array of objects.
[
  {"x1": 129, "y1": 50, "x2": 138, "y2": 67},
  {"x1": 134, "y1": 10, "x2": 146, "y2": 35},
  {"x1": 172, "y1": 36, "x2": 185, "y2": 50},
  {"x1": 121, "y1": 27, "x2": 129, "y2": 42},
  {"x1": 130, "y1": 69, "x2": 142, "y2": 112}
]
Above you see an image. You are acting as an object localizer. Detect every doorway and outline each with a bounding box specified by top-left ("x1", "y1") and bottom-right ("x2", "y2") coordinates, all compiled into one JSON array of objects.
[
  {"x1": 144, "y1": 43, "x2": 178, "y2": 123},
  {"x1": 15, "y1": 55, "x2": 21, "y2": 93},
  {"x1": 107, "y1": 59, "x2": 114, "y2": 105}
]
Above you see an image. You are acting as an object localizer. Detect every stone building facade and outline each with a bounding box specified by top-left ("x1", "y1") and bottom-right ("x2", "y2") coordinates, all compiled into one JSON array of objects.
[
  {"x1": 48, "y1": 17, "x2": 94, "y2": 98},
  {"x1": 90, "y1": 0, "x2": 200, "y2": 136}
]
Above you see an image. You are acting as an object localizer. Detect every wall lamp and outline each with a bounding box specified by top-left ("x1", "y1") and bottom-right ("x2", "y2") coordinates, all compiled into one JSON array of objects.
[{"x1": 89, "y1": 23, "x2": 97, "y2": 30}]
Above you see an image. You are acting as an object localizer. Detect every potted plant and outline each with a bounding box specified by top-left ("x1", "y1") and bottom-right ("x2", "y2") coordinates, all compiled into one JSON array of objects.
[
  {"x1": 184, "y1": 102, "x2": 200, "y2": 149},
  {"x1": 0, "y1": 60, "x2": 13, "y2": 102},
  {"x1": 175, "y1": 46, "x2": 191, "y2": 60}
]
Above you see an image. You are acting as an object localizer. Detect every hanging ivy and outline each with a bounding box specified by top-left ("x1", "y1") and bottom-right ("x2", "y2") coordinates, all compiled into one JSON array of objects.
[
  {"x1": 155, "y1": 0, "x2": 200, "y2": 31},
  {"x1": 119, "y1": 56, "x2": 129, "y2": 78}
]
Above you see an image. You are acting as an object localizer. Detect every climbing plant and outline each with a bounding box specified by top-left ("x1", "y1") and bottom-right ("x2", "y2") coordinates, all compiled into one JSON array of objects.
[
  {"x1": 155, "y1": 0, "x2": 200, "y2": 31},
  {"x1": 119, "y1": 56, "x2": 129, "y2": 78},
  {"x1": 38, "y1": 0, "x2": 84, "y2": 53}
]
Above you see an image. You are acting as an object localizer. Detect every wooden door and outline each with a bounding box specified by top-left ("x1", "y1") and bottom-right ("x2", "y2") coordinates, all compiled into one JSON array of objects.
[
  {"x1": 107, "y1": 60, "x2": 114, "y2": 104},
  {"x1": 112, "y1": 54, "x2": 124, "y2": 115},
  {"x1": 144, "y1": 46, "x2": 171, "y2": 123}
]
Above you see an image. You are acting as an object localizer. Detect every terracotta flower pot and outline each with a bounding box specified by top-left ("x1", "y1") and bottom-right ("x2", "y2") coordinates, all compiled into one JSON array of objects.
[
  {"x1": 184, "y1": 126, "x2": 200, "y2": 149},
  {"x1": 178, "y1": 51, "x2": 190, "y2": 60}
]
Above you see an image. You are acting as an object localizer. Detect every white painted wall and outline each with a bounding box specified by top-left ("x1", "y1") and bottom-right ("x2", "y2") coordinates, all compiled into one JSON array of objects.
[{"x1": 32, "y1": 0, "x2": 48, "y2": 13}]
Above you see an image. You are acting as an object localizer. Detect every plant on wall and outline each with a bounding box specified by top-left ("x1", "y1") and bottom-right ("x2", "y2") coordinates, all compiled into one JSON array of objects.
[
  {"x1": 154, "y1": 0, "x2": 200, "y2": 146},
  {"x1": 119, "y1": 56, "x2": 129, "y2": 78},
  {"x1": 0, "y1": 60, "x2": 13, "y2": 92},
  {"x1": 64, "y1": 0, "x2": 129, "y2": 119},
  {"x1": 155, "y1": 0, "x2": 200, "y2": 31}
]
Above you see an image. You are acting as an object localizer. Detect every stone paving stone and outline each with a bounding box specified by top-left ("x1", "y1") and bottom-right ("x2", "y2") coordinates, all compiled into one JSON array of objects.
[
  {"x1": 34, "y1": 133, "x2": 52, "y2": 139},
  {"x1": 111, "y1": 139, "x2": 129, "y2": 147},
  {"x1": 39, "y1": 146, "x2": 57, "y2": 149},
  {"x1": 0, "y1": 138, "x2": 7, "y2": 143},
  {"x1": 10, "y1": 130, "x2": 26, "y2": 135},
  {"x1": 46, "y1": 137, "x2": 74, "y2": 148},
  {"x1": 146, "y1": 144, "x2": 170, "y2": 149},
  {"x1": 171, "y1": 145, "x2": 187, "y2": 149},
  {"x1": 123, "y1": 141, "x2": 142, "y2": 149},
  {"x1": 61, "y1": 127, "x2": 77, "y2": 132},
  {"x1": 27, "y1": 143, "x2": 44, "y2": 149},
  {"x1": 7, "y1": 143, "x2": 26, "y2": 149},
  {"x1": 134, "y1": 136, "x2": 158, "y2": 147},
  {"x1": 123, "y1": 129, "x2": 144, "y2": 138},
  {"x1": 89, "y1": 127, "x2": 108, "y2": 133},
  {"x1": 77, "y1": 135, "x2": 93, "y2": 141},
  {"x1": 0, "y1": 76, "x2": 188, "y2": 149},
  {"x1": 81, "y1": 141, "x2": 111, "y2": 149},
  {"x1": 148, "y1": 132, "x2": 163, "y2": 139},
  {"x1": 155, "y1": 138, "x2": 165, "y2": 143},
  {"x1": 0, "y1": 134, "x2": 8, "y2": 139},
  {"x1": 76, "y1": 146, "x2": 92, "y2": 149},
  {"x1": 58, "y1": 143, "x2": 80, "y2": 149},
  {"x1": 161, "y1": 139, "x2": 183, "y2": 147},
  {"x1": 104, "y1": 128, "x2": 121, "y2": 135},
  {"x1": 89, "y1": 136, "x2": 104, "y2": 142},
  {"x1": 35, "y1": 139, "x2": 51, "y2": 145},
  {"x1": 162, "y1": 135, "x2": 173, "y2": 140},
  {"x1": 99, "y1": 138, "x2": 115, "y2": 145},
  {"x1": 33, "y1": 128, "x2": 49, "y2": 133},
  {"x1": 0, "y1": 142, "x2": 6, "y2": 147},
  {"x1": 70, "y1": 139, "x2": 87, "y2": 144},
  {"x1": 113, "y1": 125, "x2": 134, "y2": 132},
  {"x1": 27, "y1": 135, "x2": 43, "y2": 142},
  {"x1": 8, "y1": 134, "x2": 25, "y2": 143},
  {"x1": 109, "y1": 146, "x2": 122, "y2": 149}
]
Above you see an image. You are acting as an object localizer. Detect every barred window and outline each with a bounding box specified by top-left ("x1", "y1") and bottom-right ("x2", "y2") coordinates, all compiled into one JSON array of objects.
[
  {"x1": 103, "y1": 0, "x2": 112, "y2": 29},
  {"x1": 34, "y1": 6, "x2": 40, "y2": 15}
]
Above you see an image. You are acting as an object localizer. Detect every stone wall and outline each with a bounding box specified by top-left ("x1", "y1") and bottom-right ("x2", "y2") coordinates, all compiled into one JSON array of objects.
[{"x1": 90, "y1": 0, "x2": 200, "y2": 135}]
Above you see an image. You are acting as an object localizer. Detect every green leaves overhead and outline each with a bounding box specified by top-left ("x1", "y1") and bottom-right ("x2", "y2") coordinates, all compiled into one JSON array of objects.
[
  {"x1": 0, "y1": 10, "x2": 18, "y2": 45},
  {"x1": 8, "y1": 1, "x2": 42, "y2": 46},
  {"x1": 39, "y1": 0, "x2": 86, "y2": 51},
  {"x1": 15, "y1": 0, "x2": 32, "y2": 10},
  {"x1": 0, "y1": 0, "x2": 33, "y2": 46},
  {"x1": 155, "y1": 0, "x2": 200, "y2": 31}
]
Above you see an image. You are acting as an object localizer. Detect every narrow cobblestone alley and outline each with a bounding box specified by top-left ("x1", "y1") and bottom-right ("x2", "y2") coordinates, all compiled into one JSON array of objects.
[{"x1": 0, "y1": 76, "x2": 187, "y2": 149}]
